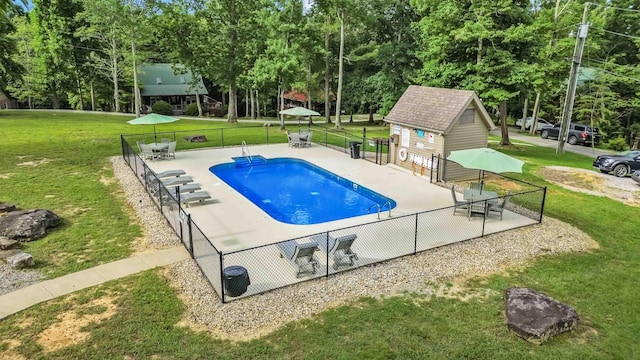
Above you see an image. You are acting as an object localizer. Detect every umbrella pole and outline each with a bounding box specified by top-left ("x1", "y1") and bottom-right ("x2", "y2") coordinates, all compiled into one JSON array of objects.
[{"x1": 153, "y1": 124, "x2": 157, "y2": 143}]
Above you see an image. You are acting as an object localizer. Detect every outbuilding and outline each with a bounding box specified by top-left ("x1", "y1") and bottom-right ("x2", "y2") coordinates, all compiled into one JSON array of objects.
[{"x1": 384, "y1": 85, "x2": 495, "y2": 181}]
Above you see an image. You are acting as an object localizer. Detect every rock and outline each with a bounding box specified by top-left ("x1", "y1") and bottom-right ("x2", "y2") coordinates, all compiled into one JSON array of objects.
[
  {"x1": 0, "y1": 249, "x2": 23, "y2": 261},
  {"x1": 0, "y1": 209, "x2": 61, "y2": 241},
  {"x1": 7, "y1": 252, "x2": 35, "y2": 269},
  {"x1": 505, "y1": 287, "x2": 579, "y2": 343},
  {"x1": 0, "y1": 236, "x2": 19, "y2": 250},
  {"x1": 0, "y1": 203, "x2": 16, "y2": 213}
]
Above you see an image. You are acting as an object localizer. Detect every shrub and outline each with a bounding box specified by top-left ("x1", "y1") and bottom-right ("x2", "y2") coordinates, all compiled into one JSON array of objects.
[
  {"x1": 185, "y1": 103, "x2": 199, "y2": 116},
  {"x1": 606, "y1": 137, "x2": 628, "y2": 152},
  {"x1": 152, "y1": 101, "x2": 172, "y2": 115}
]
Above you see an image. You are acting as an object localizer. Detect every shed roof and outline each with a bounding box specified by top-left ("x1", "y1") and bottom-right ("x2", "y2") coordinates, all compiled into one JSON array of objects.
[
  {"x1": 385, "y1": 85, "x2": 494, "y2": 133},
  {"x1": 138, "y1": 63, "x2": 208, "y2": 96}
]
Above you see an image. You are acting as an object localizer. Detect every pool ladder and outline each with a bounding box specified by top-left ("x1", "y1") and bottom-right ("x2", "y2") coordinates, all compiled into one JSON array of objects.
[
  {"x1": 368, "y1": 201, "x2": 392, "y2": 220},
  {"x1": 241, "y1": 141, "x2": 253, "y2": 163}
]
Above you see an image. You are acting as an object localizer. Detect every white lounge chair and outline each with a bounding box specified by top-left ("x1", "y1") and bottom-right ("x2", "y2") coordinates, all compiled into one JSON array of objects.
[
  {"x1": 162, "y1": 176, "x2": 193, "y2": 187},
  {"x1": 148, "y1": 169, "x2": 186, "y2": 178},
  {"x1": 312, "y1": 233, "x2": 358, "y2": 269},
  {"x1": 179, "y1": 191, "x2": 212, "y2": 207},
  {"x1": 277, "y1": 240, "x2": 320, "y2": 277}
]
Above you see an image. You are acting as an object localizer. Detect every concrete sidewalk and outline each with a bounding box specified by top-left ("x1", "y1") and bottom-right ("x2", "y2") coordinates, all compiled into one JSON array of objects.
[{"x1": 0, "y1": 246, "x2": 190, "y2": 320}]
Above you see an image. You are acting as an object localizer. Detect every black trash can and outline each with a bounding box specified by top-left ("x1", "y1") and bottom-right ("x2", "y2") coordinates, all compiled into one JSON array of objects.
[
  {"x1": 223, "y1": 266, "x2": 250, "y2": 297},
  {"x1": 349, "y1": 141, "x2": 361, "y2": 159}
]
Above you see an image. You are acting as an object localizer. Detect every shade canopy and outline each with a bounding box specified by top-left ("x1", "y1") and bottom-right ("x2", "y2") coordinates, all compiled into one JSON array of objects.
[
  {"x1": 447, "y1": 148, "x2": 524, "y2": 174},
  {"x1": 127, "y1": 113, "x2": 180, "y2": 142},
  {"x1": 279, "y1": 107, "x2": 320, "y2": 116}
]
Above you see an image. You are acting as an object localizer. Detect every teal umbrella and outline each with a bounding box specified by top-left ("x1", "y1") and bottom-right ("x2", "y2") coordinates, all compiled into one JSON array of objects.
[
  {"x1": 127, "y1": 113, "x2": 179, "y2": 142},
  {"x1": 447, "y1": 148, "x2": 524, "y2": 174}
]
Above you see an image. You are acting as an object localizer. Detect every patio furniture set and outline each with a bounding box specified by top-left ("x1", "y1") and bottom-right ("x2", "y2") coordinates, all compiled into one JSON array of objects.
[
  {"x1": 137, "y1": 139, "x2": 177, "y2": 161},
  {"x1": 451, "y1": 182, "x2": 511, "y2": 220},
  {"x1": 146, "y1": 169, "x2": 213, "y2": 207},
  {"x1": 287, "y1": 130, "x2": 313, "y2": 148}
]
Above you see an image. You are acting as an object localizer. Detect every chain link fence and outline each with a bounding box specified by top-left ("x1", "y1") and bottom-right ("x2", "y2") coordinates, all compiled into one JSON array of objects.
[{"x1": 121, "y1": 132, "x2": 546, "y2": 303}]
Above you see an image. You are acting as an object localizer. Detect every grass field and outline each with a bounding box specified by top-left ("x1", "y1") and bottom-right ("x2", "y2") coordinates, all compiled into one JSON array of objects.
[{"x1": 0, "y1": 110, "x2": 638, "y2": 359}]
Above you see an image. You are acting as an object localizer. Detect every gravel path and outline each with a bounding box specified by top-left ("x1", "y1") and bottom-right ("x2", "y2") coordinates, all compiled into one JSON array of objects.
[{"x1": 1, "y1": 157, "x2": 600, "y2": 341}]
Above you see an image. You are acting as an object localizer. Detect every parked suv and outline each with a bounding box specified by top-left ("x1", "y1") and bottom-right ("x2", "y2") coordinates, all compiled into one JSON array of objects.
[
  {"x1": 593, "y1": 150, "x2": 640, "y2": 177},
  {"x1": 540, "y1": 123, "x2": 601, "y2": 146}
]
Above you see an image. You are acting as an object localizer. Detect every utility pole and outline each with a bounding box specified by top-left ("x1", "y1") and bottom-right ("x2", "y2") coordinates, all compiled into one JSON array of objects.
[{"x1": 557, "y1": 2, "x2": 590, "y2": 154}]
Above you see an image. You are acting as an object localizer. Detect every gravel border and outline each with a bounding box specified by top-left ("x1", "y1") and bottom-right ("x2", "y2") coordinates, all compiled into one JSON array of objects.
[{"x1": 110, "y1": 156, "x2": 599, "y2": 341}]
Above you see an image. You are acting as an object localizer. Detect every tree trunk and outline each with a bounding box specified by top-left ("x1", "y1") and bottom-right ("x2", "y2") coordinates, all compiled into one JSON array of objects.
[
  {"x1": 51, "y1": 86, "x2": 60, "y2": 109},
  {"x1": 250, "y1": 88, "x2": 256, "y2": 119},
  {"x1": 324, "y1": 15, "x2": 331, "y2": 124},
  {"x1": 520, "y1": 97, "x2": 529, "y2": 131},
  {"x1": 334, "y1": 10, "x2": 345, "y2": 130},
  {"x1": 307, "y1": 62, "x2": 312, "y2": 110},
  {"x1": 255, "y1": 90, "x2": 260, "y2": 119},
  {"x1": 90, "y1": 81, "x2": 96, "y2": 111},
  {"x1": 369, "y1": 108, "x2": 374, "y2": 123},
  {"x1": 499, "y1": 101, "x2": 511, "y2": 145},
  {"x1": 477, "y1": 38, "x2": 483, "y2": 64},
  {"x1": 529, "y1": 92, "x2": 542, "y2": 135},
  {"x1": 227, "y1": 83, "x2": 238, "y2": 123},
  {"x1": 131, "y1": 33, "x2": 140, "y2": 117},
  {"x1": 279, "y1": 85, "x2": 285, "y2": 130},
  {"x1": 196, "y1": 89, "x2": 203, "y2": 116},
  {"x1": 112, "y1": 36, "x2": 120, "y2": 113},
  {"x1": 245, "y1": 89, "x2": 249, "y2": 118}
]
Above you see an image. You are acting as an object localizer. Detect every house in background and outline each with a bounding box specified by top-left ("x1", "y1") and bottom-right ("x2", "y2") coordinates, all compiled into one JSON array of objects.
[
  {"x1": 384, "y1": 85, "x2": 495, "y2": 181},
  {"x1": 0, "y1": 89, "x2": 18, "y2": 109},
  {"x1": 138, "y1": 63, "x2": 220, "y2": 115}
]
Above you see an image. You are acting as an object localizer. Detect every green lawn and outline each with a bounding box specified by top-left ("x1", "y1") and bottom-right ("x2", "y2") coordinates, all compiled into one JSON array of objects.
[{"x1": 1, "y1": 111, "x2": 638, "y2": 359}]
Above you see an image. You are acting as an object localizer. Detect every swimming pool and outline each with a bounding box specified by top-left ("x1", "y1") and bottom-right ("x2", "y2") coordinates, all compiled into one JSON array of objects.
[{"x1": 209, "y1": 157, "x2": 396, "y2": 225}]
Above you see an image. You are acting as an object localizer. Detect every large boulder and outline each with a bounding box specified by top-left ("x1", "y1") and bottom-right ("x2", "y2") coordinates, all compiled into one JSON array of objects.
[
  {"x1": 0, "y1": 209, "x2": 61, "y2": 241},
  {"x1": 0, "y1": 236, "x2": 19, "y2": 250},
  {"x1": 505, "y1": 287, "x2": 579, "y2": 343}
]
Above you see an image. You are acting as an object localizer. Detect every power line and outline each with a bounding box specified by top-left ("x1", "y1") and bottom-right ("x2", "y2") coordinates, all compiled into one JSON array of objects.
[
  {"x1": 590, "y1": 26, "x2": 640, "y2": 41},
  {"x1": 590, "y1": 3, "x2": 640, "y2": 13},
  {"x1": 582, "y1": 62, "x2": 640, "y2": 83}
]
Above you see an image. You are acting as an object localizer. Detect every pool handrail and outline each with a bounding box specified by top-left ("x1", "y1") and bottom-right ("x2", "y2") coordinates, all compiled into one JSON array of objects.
[{"x1": 241, "y1": 140, "x2": 253, "y2": 163}]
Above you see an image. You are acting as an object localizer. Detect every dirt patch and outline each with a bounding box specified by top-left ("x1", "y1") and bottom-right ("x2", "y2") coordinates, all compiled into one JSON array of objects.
[
  {"x1": 434, "y1": 278, "x2": 499, "y2": 302},
  {"x1": 539, "y1": 166, "x2": 640, "y2": 206},
  {"x1": 0, "y1": 173, "x2": 15, "y2": 179},
  {"x1": 16, "y1": 158, "x2": 54, "y2": 167},
  {"x1": 1, "y1": 339, "x2": 27, "y2": 360},
  {"x1": 36, "y1": 296, "x2": 118, "y2": 353}
]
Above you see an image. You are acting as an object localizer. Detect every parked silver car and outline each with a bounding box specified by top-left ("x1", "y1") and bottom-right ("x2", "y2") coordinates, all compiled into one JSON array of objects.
[
  {"x1": 632, "y1": 169, "x2": 640, "y2": 185},
  {"x1": 515, "y1": 117, "x2": 551, "y2": 132}
]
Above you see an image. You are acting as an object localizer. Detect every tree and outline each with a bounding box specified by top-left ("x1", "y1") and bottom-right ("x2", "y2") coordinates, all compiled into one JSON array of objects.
[
  {"x1": 0, "y1": 5, "x2": 23, "y2": 93},
  {"x1": 414, "y1": 0, "x2": 537, "y2": 145}
]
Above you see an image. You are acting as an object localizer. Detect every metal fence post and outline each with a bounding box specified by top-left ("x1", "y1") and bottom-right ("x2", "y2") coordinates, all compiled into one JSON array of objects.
[
  {"x1": 325, "y1": 232, "x2": 330, "y2": 277},
  {"x1": 221, "y1": 128, "x2": 225, "y2": 148},
  {"x1": 414, "y1": 214, "x2": 418, "y2": 254},
  {"x1": 187, "y1": 213, "x2": 194, "y2": 258},
  {"x1": 266, "y1": 124, "x2": 269, "y2": 144},
  {"x1": 362, "y1": 128, "x2": 367, "y2": 159},
  {"x1": 539, "y1": 187, "x2": 547, "y2": 223},
  {"x1": 220, "y1": 252, "x2": 226, "y2": 303},
  {"x1": 481, "y1": 200, "x2": 487, "y2": 237}
]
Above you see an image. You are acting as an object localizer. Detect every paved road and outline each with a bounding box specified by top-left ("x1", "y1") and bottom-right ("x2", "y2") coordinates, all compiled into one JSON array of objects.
[{"x1": 491, "y1": 128, "x2": 613, "y2": 158}]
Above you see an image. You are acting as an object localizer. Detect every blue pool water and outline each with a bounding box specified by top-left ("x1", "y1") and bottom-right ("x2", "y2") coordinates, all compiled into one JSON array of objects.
[{"x1": 209, "y1": 157, "x2": 396, "y2": 225}]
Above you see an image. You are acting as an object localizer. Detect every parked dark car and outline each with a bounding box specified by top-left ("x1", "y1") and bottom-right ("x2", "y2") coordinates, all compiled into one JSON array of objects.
[
  {"x1": 592, "y1": 150, "x2": 640, "y2": 177},
  {"x1": 540, "y1": 123, "x2": 601, "y2": 146},
  {"x1": 632, "y1": 169, "x2": 640, "y2": 185}
]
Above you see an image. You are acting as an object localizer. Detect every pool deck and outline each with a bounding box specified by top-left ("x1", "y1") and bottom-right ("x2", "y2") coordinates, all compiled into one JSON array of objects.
[{"x1": 147, "y1": 144, "x2": 536, "y2": 254}]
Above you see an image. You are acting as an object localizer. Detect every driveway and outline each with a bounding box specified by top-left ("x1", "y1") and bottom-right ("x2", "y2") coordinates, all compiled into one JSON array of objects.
[{"x1": 490, "y1": 128, "x2": 613, "y2": 157}]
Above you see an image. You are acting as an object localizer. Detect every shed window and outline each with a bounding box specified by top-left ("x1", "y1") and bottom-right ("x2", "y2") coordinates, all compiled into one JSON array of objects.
[
  {"x1": 459, "y1": 109, "x2": 474, "y2": 124},
  {"x1": 155, "y1": 77, "x2": 162, "y2": 84}
]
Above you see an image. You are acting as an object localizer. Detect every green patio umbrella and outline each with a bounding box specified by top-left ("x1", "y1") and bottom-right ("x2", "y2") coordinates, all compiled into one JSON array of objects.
[
  {"x1": 447, "y1": 148, "x2": 524, "y2": 174},
  {"x1": 127, "y1": 113, "x2": 179, "y2": 143},
  {"x1": 447, "y1": 148, "x2": 524, "y2": 191},
  {"x1": 279, "y1": 107, "x2": 321, "y2": 127}
]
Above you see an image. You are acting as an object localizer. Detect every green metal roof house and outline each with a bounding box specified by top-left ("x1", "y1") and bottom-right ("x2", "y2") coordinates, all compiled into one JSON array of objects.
[{"x1": 138, "y1": 63, "x2": 217, "y2": 115}]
